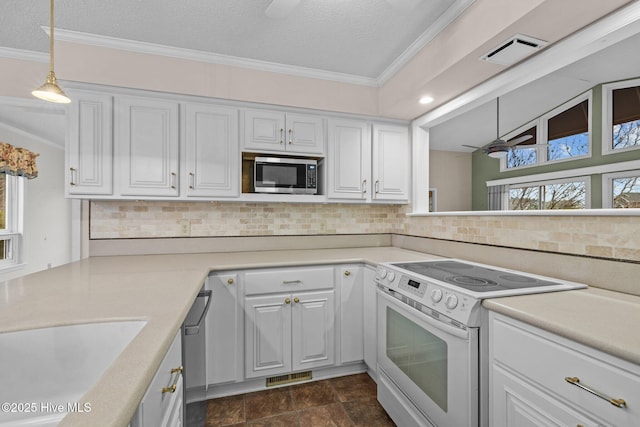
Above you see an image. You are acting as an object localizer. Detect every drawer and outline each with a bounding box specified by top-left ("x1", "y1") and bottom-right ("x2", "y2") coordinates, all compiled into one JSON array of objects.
[
  {"x1": 492, "y1": 314, "x2": 640, "y2": 426},
  {"x1": 244, "y1": 266, "x2": 334, "y2": 295}
]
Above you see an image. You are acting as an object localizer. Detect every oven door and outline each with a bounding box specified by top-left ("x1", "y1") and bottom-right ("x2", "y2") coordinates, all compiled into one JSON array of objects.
[{"x1": 377, "y1": 288, "x2": 479, "y2": 427}]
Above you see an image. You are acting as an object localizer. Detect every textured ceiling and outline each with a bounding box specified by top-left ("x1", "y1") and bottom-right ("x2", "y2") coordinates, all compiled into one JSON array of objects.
[{"x1": 0, "y1": 0, "x2": 458, "y2": 79}]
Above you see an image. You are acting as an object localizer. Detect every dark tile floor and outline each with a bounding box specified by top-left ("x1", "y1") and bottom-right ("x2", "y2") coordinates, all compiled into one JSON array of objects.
[{"x1": 186, "y1": 373, "x2": 396, "y2": 427}]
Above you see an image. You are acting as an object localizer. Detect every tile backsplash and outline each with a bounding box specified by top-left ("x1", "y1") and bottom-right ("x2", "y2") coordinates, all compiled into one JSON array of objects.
[{"x1": 90, "y1": 201, "x2": 640, "y2": 262}]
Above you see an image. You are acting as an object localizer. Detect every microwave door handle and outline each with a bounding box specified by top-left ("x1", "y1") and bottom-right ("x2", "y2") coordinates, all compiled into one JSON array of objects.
[{"x1": 184, "y1": 290, "x2": 212, "y2": 335}]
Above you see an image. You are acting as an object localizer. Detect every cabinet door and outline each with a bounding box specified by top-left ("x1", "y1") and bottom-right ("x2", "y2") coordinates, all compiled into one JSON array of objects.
[
  {"x1": 185, "y1": 104, "x2": 239, "y2": 197},
  {"x1": 292, "y1": 290, "x2": 335, "y2": 371},
  {"x1": 131, "y1": 330, "x2": 182, "y2": 427},
  {"x1": 326, "y1": 118, "x2": 371, "y2": 200},
  {"x1": 243, "y1": 109, "x2": 286, "y2": 152},
  {"x1": 66, "y1": 90, "x2": 113, "y2": 195},
  {"x1": 363, "y1": 266, "x2": 377, "y2": 377},
  {"x1": 285, "y1": 113, "x2": 324, "y2": 155},
  {"x1": 372, "y1": 124, "x2": 409, "y2": 201},
  {"x1": 491, "y1": 366, "x2": 599, "y2": 427},
  {"x1": 339, "y1": 266, "x2": 364, "y2": 364},
  {"x1": 116, "y1": 96, "x2": 179, "y2": 196},
  {"x1": 245, "y1": 294, "x2": 292, "y2": 379},
  {"x1": 207, "y1": 273, "x2": 242, "y2": 385}
]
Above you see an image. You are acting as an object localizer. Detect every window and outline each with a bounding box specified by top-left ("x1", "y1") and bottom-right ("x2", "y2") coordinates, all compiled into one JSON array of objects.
[
  {"x1": 0, "y1": 174, "x2": 23, "y2": 269},
  {"x1": 503, "y1": 92, "x2": 591, "y2": 170},
  {"x1": 508, "y1": 178, "x2": 589, "y2": 210},
  {"x1": 603, "y1": 79, "x2": 640, "y2": 154},
  {"x1": 603, "y1": 169, "x2": 640, "y2": 208}
]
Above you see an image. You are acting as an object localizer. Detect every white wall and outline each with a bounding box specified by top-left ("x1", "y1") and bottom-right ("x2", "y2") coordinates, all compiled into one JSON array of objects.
[{"x1": 0, "y1": 125, "x2": 72, "y2": 281}]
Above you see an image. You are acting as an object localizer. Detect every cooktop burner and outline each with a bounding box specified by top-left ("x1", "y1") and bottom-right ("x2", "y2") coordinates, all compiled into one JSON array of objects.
[{"x1": 391, "y1": 260, "x2": 564, "y2": 293}]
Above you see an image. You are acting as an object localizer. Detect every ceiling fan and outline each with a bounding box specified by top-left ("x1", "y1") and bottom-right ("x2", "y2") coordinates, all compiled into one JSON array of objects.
[
  {"x1": 462, "y1": 98, "x2": 545, "y2": 158},
  {"x1": 265, "y1": 0, "x2": 423, "y2": 18}
]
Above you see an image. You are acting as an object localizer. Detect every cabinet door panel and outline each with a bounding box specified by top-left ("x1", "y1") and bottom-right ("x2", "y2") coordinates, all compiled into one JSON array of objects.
[
  {"x1": 245, "y1": 295, "x2": 291, "y2": 378},
  {"x1": 340, "y1": 267, "x2": 364, "y2": 364},
  {"x1": 186, "y1": 104, "x2": 239, "y2": 197},
  {"x1": 116, "y1": 96, "x2": 179, "y2": 196},
  {"x1": 292, "y1": 290, "x2": 335, "y2": 371},
  {"x1": 286, "y1": 113, "x2": 324, "y2": 155},
  {"x1": 327, "y1": 119, "x2": 370, "y2": 199},
  {"x1": 66, "y1": 90, "x2": 113, "y2": 195},
  {"x1": 243, "y1": 110, "x2": 285, "y2": 152},
  {"x1": 207, "y1": 274, "x2": 241, "y2": 385},
  {"x1": 372, "y1": 124, "x2": 409, "y2": 201}
]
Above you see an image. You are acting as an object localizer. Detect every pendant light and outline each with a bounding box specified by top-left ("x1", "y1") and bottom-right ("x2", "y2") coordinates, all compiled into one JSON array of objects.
[{"x1": 32, "y1": 0, "x2": 70, "y2": 104}]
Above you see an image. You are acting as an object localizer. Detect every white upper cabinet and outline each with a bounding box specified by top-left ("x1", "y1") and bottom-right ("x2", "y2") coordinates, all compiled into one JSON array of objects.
[
  {"x1": 326, "y1": 118, "x2": 371, "y2": 200},
  {"x1": 115, "y1": 96, "x2": 180, "y2": 197},
  {"x1": 328, "y1": 120, "x2": 409, "y2": 202},
  {"x1": 372, "y1": 124, "x2": 410, "y2": 201},
  {"x1": 184, "y1": 104, "x2": 239, "y2": 197},
  {"x1": 243, "y1": 109, "x2": 324, "y2": 155},
  {"x1": 66, "y1": 90, "x2": 113, "y2": 195}
]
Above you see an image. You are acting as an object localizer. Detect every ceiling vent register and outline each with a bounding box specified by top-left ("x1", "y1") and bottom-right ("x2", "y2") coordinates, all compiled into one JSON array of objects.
[{"x1": 481, "y1": 34, "x2": 547, "y2": 66}]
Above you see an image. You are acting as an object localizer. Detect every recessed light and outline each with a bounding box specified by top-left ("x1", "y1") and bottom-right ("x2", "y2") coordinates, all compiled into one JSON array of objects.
[{"x1": 419, "y1": 96, "x2": 434, "y2": 104}]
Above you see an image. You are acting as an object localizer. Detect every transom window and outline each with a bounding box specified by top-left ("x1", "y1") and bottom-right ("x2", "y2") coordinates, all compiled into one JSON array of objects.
[
  {"x1": 504, "y1": 92, "x2": 591, "y2": 170},
  {"x1": 603, "y1": 79, "x2": 640, "y2": 154}
]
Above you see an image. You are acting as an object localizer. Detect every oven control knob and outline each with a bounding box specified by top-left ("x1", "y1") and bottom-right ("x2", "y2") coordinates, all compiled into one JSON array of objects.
[
  {"x1": 445, "y1": 294, "x2": 459, "y2": 310},
  {"x1": 378, "y1": 269, "x2": 387, "y2": 279},
  {"x1": 430, "y1": 288, "x2": 443, "y2": 303},
  {"x1": 387, "y1": 271, "x2": 396, "y2": 282}
]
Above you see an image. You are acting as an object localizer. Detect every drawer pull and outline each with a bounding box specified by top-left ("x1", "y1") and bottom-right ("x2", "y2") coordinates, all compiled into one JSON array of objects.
[
  {"x1": 227, "y1": 278, "x2": 234, "y2": 285},
  {"x1": 344, "y1": 270, "x2": 351, "y2": 277},
  {"x1": 282, "y1": 280, "x2": 302, "y2": 285},
  {"x1": 162, "y1": 366, "x2": 183, "y2": 394},
  {"x1": 564, "y1": 377, "x2": 627, "y2": 408}
]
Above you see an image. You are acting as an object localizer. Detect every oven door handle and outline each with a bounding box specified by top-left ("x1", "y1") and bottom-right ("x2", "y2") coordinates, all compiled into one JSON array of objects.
[{"x1": 378, "y1": 288, "x2": 470, "y2": 340}]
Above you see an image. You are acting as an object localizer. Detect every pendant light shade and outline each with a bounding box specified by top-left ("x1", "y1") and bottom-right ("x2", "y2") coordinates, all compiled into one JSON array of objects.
[{"x1": 32, "y1": 0, "x2": 70, "y2": 104}]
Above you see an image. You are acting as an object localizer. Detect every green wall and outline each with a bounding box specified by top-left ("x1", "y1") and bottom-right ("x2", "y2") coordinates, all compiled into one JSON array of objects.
[{"x1": 472, "y1": 84, "x2": 640, "y2": 210}]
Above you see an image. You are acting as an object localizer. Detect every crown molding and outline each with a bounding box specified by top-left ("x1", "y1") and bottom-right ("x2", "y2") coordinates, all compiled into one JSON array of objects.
[
  {"x1": 377, "y1": 0, "x2": 475, "y2": 86},
  {"x1": 51, "y1": 28, "x2": 380, "y2": 88},
  {"x1": 0, "y1": 47, "x2": 48, "y2": 63}
]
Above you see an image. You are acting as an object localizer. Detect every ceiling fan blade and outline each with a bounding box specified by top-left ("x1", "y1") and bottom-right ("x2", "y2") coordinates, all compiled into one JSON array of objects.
[
  {"x1": 462, "y1": 144, "x2": 482, "y2": 149},
  {"x1": 511, "y1": 143, "x2": 549, "y2": 150},
  {"x1": 505, "y1": 134, "x2": 533, "y2": 146},
  {"x1": 265, "y1": 0, "x2": 301, "y2": 18}
]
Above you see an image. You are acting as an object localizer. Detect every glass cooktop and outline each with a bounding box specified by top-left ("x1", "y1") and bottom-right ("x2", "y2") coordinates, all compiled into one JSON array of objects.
[{"x1": 391, "y1": 260, "x2": 564, "y2": 293}]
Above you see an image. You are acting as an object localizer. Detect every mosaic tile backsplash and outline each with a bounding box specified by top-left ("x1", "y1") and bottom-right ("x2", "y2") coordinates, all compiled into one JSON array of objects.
[{"x1": 90, "y1": 201, "x2": 640, "y2": 262}]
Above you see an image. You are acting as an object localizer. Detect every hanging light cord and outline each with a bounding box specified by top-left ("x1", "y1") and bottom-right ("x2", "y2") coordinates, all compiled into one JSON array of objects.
[{"x1": 49, "y1": 0, "x2": 55, "y2": 73}]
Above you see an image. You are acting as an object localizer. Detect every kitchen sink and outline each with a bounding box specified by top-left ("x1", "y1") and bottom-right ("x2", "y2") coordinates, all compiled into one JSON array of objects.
[{"x1": 0, "y1": 320, "x2": 146, "y2": 426}]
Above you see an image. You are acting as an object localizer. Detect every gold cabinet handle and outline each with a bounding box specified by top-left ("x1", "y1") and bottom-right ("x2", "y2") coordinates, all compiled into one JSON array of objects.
[
  {"x1": 362, "y1": 179, "x2": 367, "y2": 194},
  {"x1": 375, "y1": 180, "x2": 380, "y2": 194},
  {"x1": 285, "y1": 297, "x2": 291, "y2": 304},
  {"x1": 162, "y1": 366, "x2": 183, "y2": 394},
  {"x1": 227, "y1": 278, "x2": 234, "y2": 285},
  {"x1": 564, "y1": 377, "x2": 627, "y2": 408},
  {"x1": 188, "y1": 172, "x2": 194, "y2": 189},
  {"x1": 293, "y1": 297, "x2": 300, "y2": 303},
  {"x1": 344, "y1": 270, "x2": 351, "y2": 277},
  {"x1": 280, "y1": 128, "x2": 284, "y2": 144},
  {"x1": 288, "y1": 128, "x2": 292, "y2": 144},
  {"x1": 170, "y1": 172, "x2": 177, "y2": 189}
]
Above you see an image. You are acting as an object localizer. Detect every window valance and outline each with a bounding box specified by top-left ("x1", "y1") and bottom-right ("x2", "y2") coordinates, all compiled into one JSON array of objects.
[{"x1": 0, "y1": 142, "x2": 39, "y2": 179}]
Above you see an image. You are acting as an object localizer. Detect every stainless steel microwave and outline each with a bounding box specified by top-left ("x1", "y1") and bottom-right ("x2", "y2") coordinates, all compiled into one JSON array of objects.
[{"x1": 254, "y1": 157, "x2": 318, "y2": 194}]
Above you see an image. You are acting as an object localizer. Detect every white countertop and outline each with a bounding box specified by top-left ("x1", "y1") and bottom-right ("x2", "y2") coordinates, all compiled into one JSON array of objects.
[
  {"x1": 0, "y1": 247, "x2": 432, "y2": 427},
  {"x1": 1, "y1": 246, "x2": 639, "y2": 426}
]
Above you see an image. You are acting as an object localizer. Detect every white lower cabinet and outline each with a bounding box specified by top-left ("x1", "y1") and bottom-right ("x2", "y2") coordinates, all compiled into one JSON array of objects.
[
  {"x1": 490, "y1": 312, "x2": 640, "y2": 427},
  {"x1": 243, "y1": 266, "x2": 336, "y2": 379},
  {"x1": 206, "y1": 273, "x2": 243, "y2": 385},
  {"x1": 363, "y1": 266, "x2": 377, "y2": 377},
  {"x1": 245, "y1": 290, "x2": 335, "y2": 379},
  {"x1": 339, "y1": 265, "x2": 364, "y2": 364},
  {"x1": 131, "y1": 330, "x2": 183, "y2": 427}
]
